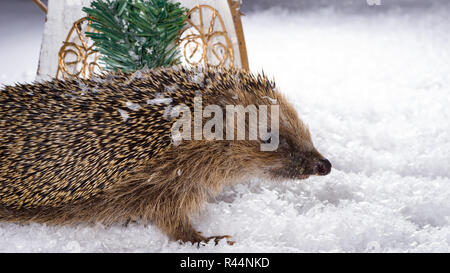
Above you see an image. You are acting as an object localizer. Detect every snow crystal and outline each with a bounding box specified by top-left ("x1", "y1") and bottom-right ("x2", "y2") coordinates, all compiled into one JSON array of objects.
[
  {"x1": 91, "y1": 76, "x2": 105, "y2": 85},
  {"x1": 165, "y1": 84, "x2": 179, "y2": 93},
  {"x1": 233, "y1": 73, "x2": 241, "y2": 83},
  {"x1": 124, "y1": 70, "x2": 144, "y2": 85},
  {"x1": 163, "y1": 105, "x2": 174, "y2": 120},
  {"x1": 106, "y1": 74, "x2": 115, "y2": 83},
  {"x1": 64, "y1": 240, "x2": 81, "y2": 253},
  {"x1": 147, "y1": 97, "x2": 173, "y2": 105},
  {"x1": 125, "y1": 101, "x2": 141, "y2": 111},
  {"x1": 132, "y1": 70, "x2": 142, "y2": 79},
  {"x1": 205, "y1": 78, "x2": 212, "y2": 87},
  {"x1": 77, "y1": 80, "x2": 88, "y2": 95},
  {"x1": 191, "y1": 72, "x2": 204, "y2": 86},
  {"x1": 117, "y1": 109, "x2": 130, "y2": 122},
  {"x1": 129, "y1": 50, "x2": 139, "y2": 61}
]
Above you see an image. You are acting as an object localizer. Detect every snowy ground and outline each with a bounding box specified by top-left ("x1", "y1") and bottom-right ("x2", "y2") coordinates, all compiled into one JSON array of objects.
[{"x1": 1, "y1": 2, "x2": 450, "y2": 252}]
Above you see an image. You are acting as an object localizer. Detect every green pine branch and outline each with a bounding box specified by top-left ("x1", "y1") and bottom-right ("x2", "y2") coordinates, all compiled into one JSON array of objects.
[{"x1": 83, "y1": 0, "x2": 188, "y2": 72}]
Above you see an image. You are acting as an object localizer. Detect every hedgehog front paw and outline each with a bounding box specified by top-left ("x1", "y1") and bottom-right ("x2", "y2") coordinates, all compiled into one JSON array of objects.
[
  {"x1": 181, "y1": 232, "x2": 234, "y2": 247},
  {"x1": 206, "y1": 235, "x2": 235, "y2": 246}
]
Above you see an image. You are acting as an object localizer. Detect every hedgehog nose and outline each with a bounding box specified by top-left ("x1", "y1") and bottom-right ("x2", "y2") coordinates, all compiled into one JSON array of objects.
[{"x1": 315, "y1": 158, "x2": 332, "y2": 176}]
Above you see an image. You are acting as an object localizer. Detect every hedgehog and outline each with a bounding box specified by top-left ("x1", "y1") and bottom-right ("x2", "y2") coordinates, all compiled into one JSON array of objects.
[{"x1": 0, "y1": 66, "x2": 331, "y2": 245}]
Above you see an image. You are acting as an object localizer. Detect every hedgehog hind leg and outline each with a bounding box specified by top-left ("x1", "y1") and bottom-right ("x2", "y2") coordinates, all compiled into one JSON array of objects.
[
  {"x1": 160, "y1": 217, "x2": 235, "y2": 246},
  {"x1": 153, "y1": 210, "x2": 230, "y2": 246},
  {"x1": 169, "y1": 221, "x2": 234, "y2": 247},
  {"x1": 155, "y1": 213, "x2": 204, "y2": 244}
]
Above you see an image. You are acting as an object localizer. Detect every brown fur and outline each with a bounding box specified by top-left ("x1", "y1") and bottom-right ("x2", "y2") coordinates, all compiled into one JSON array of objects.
[{"x1": 0, "y1": 66, "x2": 330, "y2": 244}]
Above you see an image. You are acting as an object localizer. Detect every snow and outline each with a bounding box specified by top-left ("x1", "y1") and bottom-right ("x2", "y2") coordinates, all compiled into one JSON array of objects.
[
  {"x1": 129, "y1": 50, "x2": 140, "y2": 61},
  {"x1": 190, "y1": 72, "x2": 205, "y2": 86},
  {"x1": 117, "y1": 109, "x2": 130, "y2": 122},
  {"x1": 131, "y1": 69, "x2": 143, "y2": 79},
  {"x1": 1, "y1": 1, "x2": 450, "y2": 252},
  {"x1": 125, "y1": 101, "x2": 142, "y2": 111},
  {"x1": 165, "y1": 83, "x2": 179, "y2": 93},
  {"x1": 147, "y1": 97, "x2": 173, "y2": 105},
  {"x1": 77, "y1": 80, "x2": 89, "y2": 95},
  {"x1": 163, "y1": 105, "x2": 174, "y2": 120}
]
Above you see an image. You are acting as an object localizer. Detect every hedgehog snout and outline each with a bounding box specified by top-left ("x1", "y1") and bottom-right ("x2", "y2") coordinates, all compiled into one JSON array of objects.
[{"x1": 313, "y1": 158, "x2": 332, "y2": 176}]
